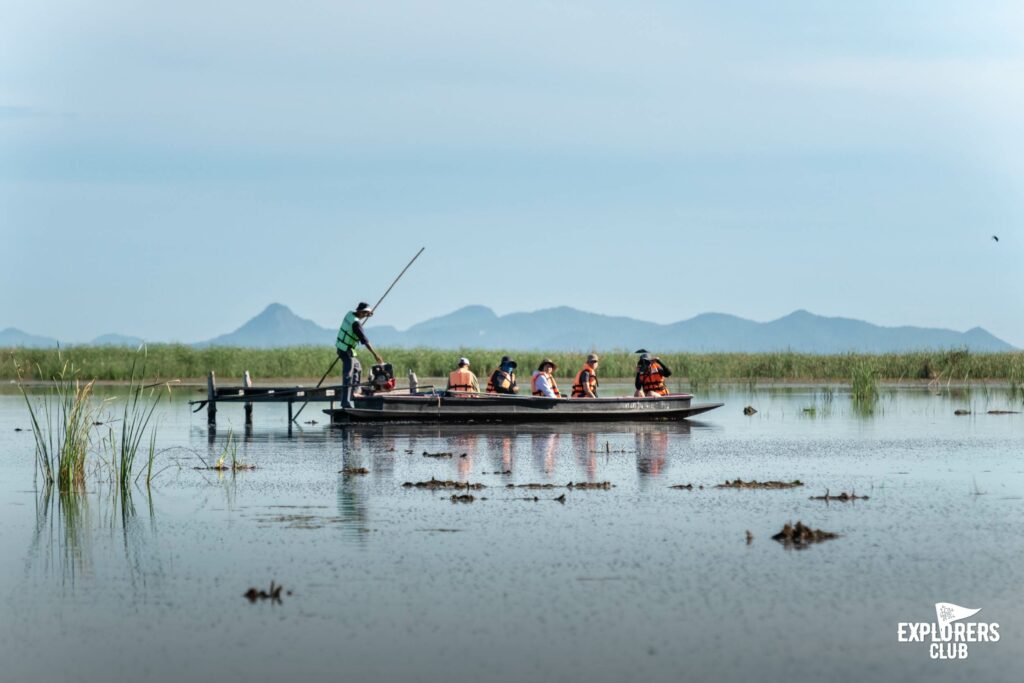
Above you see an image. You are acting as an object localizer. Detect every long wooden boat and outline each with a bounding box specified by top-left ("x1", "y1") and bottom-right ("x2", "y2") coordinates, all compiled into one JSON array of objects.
[{"x1": 324, "y1": 392, "x2": 723, "y2": 424}]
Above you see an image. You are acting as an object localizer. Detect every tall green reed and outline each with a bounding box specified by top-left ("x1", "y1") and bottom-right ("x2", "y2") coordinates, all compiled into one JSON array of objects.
[
  {"x1": 17, "y1": 356, "x2": 98, "y2": 491},
  {"x1": 851, "y1": 362, "x2": 879, "y2": 404},
  {"x1": 107, "y1": 349, "x2": 171, "y2": 491}
]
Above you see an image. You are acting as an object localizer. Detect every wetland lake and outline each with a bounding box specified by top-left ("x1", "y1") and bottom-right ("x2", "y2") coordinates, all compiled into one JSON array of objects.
[{"x1": 1, "y1": 384, "x2": 1021, "y2": 682}]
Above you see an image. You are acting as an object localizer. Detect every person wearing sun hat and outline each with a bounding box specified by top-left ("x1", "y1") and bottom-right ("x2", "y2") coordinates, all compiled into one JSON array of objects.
[
  {"x1": 446, "y1": 356, "x2": 480, "y2": 394},
  {"x1": 531, "y1": 358, "x2": 562, "y2": 398},
  {"x1": 486, "y1": 355, "x2": 519, "y2": 394},
  {"x1": 634, "y1": 349, "x2": 673, "y2": 397}
]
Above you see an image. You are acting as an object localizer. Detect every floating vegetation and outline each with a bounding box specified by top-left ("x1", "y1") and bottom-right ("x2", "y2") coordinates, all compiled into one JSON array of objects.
[
  {"x1": 715, "y1": 479, "x2": 803, "y2": 489},
  {"x1": 743, "y1": 406, "x2": 757, "y2": 415},
  {"x1": 745, "y1": 530, "x2": 753, "y2": 544},
  {"x1": 482, "y1": 470, "x2": 512, "y2": 475},
  {"x1": 340, "y1": 467, "x2": 369, "y2": 475},
  {"x1": 954, "y1": 409, "x2": 971, "y2": 416},
  {"x1": 772, "y1": 521, "x2": 839, "y2": 548},
  {"x1": 505, "y1": 481, "x2": 614, "y2": 490},
  {"x1": 422, "y1": 451, "x2": 456, "y2": 458},
  {"x1": 196, "y1": 431, "x2": 256, "y2": 471},
  {"x1": 809, "y1": 489, "x2": 869, "y2": 502},
  {"x1": 987, "y1": 409, "x2": 1019, "y2": 415},
  {"x1": 403, "y1": 478, "x2": 485, "y2": 490},
  {"x1": 254, "y1": 513, "x2": 349, "y2": 529},
  {"x1": 243, "y1": 581, "x2": 289, "y2": 603},
  {"x1": 669, "y1": 483, "x2": 704, "y2": 490},
  {"x1": 450, "y1": 494, "x2": 476, "y2": 503}
]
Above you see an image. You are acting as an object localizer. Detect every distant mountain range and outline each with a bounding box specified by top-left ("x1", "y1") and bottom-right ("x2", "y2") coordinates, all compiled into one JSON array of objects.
[
  {"x1": 0, "y1": 328, "x2": 145, "y2": 349},
  {"x1": 2, "y1": 303, "x2": 1016, "y2": 353}
]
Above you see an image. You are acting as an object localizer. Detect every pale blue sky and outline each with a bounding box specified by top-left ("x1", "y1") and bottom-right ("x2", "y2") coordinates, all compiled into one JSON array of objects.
[{"x1": 2, "y1": 1, "x2": 1022, "y2": 345}]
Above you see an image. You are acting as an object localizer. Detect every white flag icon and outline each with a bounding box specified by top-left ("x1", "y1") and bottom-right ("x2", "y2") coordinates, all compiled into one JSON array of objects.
[{"x1": 935, "y1": 602, "x2": 982, "y2": 626}]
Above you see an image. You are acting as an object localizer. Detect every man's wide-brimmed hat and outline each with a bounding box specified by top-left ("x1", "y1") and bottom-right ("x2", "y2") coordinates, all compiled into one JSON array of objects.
[
  {"x1": 538, "y1": 358, "x2": 557, "y2": 371},
  {"x1": 500, "y1": 355, "x2": 518, "y2": 368},
  {"x1": 355, "y1": 302, "x2": 373, "y2": 315}
]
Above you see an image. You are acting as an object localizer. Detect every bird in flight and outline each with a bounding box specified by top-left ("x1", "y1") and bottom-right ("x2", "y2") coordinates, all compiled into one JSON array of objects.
[{"x1": 992, "y1": 235, "x2": 999, "y2": 242}]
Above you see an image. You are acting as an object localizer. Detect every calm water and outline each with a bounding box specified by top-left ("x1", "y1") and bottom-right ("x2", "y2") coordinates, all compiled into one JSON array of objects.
[{"x1": 1, "y1": 385, "x2": 1021, "y2": 682}]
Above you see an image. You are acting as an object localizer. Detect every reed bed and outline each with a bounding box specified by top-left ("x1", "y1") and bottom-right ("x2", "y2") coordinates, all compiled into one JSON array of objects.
[{"x1": 6, "y1": 346, "x2": 1024, "y2": 385}]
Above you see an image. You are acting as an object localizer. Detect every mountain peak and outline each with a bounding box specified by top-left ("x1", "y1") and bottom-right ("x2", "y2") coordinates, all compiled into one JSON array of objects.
[
  {"x1": 257, "y1": 303, "x2": 297, "y2": 317},
  {"x1": 200, "y1": 304, "x2": 332, "y2": 348}
]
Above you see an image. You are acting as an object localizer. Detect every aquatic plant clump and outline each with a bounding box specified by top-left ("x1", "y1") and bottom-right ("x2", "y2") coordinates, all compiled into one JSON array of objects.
[
  {"x1": 715, "y1": 479, "x2": 804, "y2": 490},
  {"x1": 772, "y1": 521, "x2": 839, "y2": 548},
  {"x1": 17, "y1": 358, "x2": 99, "y2": 490},
  {"x1": 851, "y1": 362, "x2": 879, "y2": 404},
  {"x1": 809, "y1": 489, "x2": 869, "y2": 502},
  {"x1": 107, "y1": 349, "x2": 173, "y2": 490},
  {"x1": 403, "y1": 478, "x2": 485, "y2": 490}
]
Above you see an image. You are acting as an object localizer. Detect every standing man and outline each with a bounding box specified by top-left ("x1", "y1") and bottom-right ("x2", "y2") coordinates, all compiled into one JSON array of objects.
[
  {"x1": 447, "y1": 357, "x2": 480, "y2": 394},
  {"x1": 531, "y1": 359, "x2": 562, "y2": 398},
  {"x1": 571, "y1": 353, "x2": 600, "y2": 398},
  {"x1": 336, "y1": 302, "x2": 384, "y2": 408},
  {"x1": 486, "y1": 355, "x2": 519, "y2": 394},
  {"x1": 634, "y1": 350, "x2": 672, "y2": 397}
]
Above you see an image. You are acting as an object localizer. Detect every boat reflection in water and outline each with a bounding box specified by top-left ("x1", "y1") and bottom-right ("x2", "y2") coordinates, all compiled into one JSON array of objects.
[{"x1": 332, "y1": 420, "x2": 706, "y2": 482}]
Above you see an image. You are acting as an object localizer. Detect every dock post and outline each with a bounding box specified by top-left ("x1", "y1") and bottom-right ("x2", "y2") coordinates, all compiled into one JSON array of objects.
[
  {"x1": 243, "y1": 371, "x2": 253, "y2": 427},
  {"x1": 287, "y1": 401, "x2": 293, "y2": 434},
  {"x1": 206, "y1": 371, "x2": 217, "y2": 429}
]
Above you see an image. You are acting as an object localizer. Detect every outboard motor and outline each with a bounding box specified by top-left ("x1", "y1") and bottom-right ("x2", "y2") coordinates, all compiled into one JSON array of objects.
[{"x1": 369, "y1": 363, "x2": 396, "y2": 393}]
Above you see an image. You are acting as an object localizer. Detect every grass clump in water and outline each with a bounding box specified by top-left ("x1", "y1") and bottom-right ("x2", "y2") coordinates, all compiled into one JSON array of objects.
[
  {"x1": 851, "y1": 362, "x2": 879, "y2": 404},
  {"x1": 107, "y1": 349, "x2": 174, "y2": 491},
  {"x1": 17, "y1": 355, "x2": 99, "y2": 491}
]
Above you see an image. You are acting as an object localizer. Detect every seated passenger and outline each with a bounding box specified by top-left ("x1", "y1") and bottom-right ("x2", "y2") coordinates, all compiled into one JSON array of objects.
[
  {"x1": 634, "y1": 351, "x2": 672, "y2": 397},
  {"x1": 446, "y1": 357, "x2": 479, "y2": 395},
  {"x1": 571, "y1": 353, "x2": 600, "y2": 398},
  {"x1": 486, "y1": 355, "x2": 519, "y2": 394},
  {"x1": 531, "y1": 358, "x2": 562, "y2": 398}
]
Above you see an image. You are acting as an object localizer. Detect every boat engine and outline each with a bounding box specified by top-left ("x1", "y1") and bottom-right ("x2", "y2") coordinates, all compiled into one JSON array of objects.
[{"x1": 368, "y1": 363, "x2": 396, "y2": 393}]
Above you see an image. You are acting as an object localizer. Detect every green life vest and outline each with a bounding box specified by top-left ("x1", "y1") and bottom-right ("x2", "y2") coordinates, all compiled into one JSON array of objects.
[{"x1": 336, "y1": 311, "x2": 361, "y2": 354}]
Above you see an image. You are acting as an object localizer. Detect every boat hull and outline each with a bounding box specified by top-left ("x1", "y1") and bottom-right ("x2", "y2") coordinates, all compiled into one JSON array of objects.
[{"x1": 325, "y1": 393, "x2": 723, "y2": 424}]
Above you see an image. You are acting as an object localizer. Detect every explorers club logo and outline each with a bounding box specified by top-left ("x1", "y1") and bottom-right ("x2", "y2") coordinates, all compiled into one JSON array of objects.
[{"x1": 897, "y1": 603, "x2": 1000, "y2": 660}]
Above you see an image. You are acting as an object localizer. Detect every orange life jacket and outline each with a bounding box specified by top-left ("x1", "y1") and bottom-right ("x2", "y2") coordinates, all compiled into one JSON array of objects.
[
  {"x1": 571, "y1": 364, "x2": 598, "y2": 398},
  {"x1": 639, "y1": 361, "x2": 668, "y2": 395},
  {"x1": 487, "y1": 369, "x2": 516, "y2": 394},
  {"x1": 448, "y1": 368, "x2": 476, "y2": 392},
  {"x1": 531, "y1": 372, "x2": 561, "y2": 398}
]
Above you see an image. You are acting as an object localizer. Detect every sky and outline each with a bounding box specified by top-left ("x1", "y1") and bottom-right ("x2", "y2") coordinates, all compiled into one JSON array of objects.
[{"x1": 2, "y1": 1, "x2": 1023, "y2": 345}]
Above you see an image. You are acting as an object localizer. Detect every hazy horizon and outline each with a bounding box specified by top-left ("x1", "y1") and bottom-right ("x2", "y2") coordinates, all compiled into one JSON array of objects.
[
  {"x1": 3, "y1": 301, "x2": 1014, "y2": 348},
  {"x1": 3, "y1": 2, "x2": 1022, "y2": 345}
]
